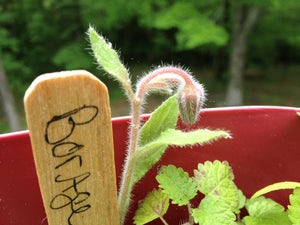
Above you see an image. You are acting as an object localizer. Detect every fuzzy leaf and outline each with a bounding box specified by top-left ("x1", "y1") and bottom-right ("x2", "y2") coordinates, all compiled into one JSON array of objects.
[
  {"x1": 288, "y1": 188, "x2": 300, "y2": 225},
  {"x1": 88, "y1": 26, "x2": 130, "y2": 86},
  {"x1": 138, "y1": 95, "x2": 179, "y2": 147},
  {"x1": 193, "y1": 160, "x2": 239, "y2": 210},
  {"x1": 132, "y1": 129, "x2": 230, "y2": 186},
  {"x1": 156, "y1": 165, "x2": 197, "y2": 206},
  {"x1": 237, "y1": 189, "x2": 247, "y2": 211},
  {"x1": 134, "y1": 189, "x2": 169, "y2": 225},
  {"x1": 139, "y1": 128, "x2": 230, "y2": 150},
  {"x1": 130, "y1": 96, "x2": 178, "y2": 188},
  {"x1": 153, "y1": 128, "x2": 231, "y2": 146},
  {"x1": 244, "y1": 196, "x2": 292, "y2": 225},
  {"x1": 251, "y1": 182, "x2": 300, "y2": 199},
  {"x1": 192, "y1": 196, "x2": 237, "y2": 225}
]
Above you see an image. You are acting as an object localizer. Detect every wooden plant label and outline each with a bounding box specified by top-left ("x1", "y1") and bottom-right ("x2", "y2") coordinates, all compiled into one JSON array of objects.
[{"x1": 24, "y1": 70, "x2": 119, "y2": 225}]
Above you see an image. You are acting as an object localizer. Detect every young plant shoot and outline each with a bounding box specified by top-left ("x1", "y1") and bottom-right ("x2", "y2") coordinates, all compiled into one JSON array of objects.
[{"x1": 88, "y1": 26, "x2": 300, "y2": 225}]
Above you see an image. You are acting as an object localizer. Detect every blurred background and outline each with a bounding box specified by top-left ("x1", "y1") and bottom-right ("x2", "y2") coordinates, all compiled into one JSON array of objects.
[{"x1": 0, "y1": 0, "x2": 300, "y2": 133}]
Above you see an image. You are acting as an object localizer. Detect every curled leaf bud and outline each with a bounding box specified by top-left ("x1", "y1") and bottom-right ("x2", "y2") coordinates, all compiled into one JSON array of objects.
[
  {"x1": 143, "y1": 74, "x2": 184, "y2": 95},
  {"x1": 135, "y1": 66, "x2": 205, "y2": 124},
  {"x1": 177, "y1": 82, "x2": 205, "y2": 125}
]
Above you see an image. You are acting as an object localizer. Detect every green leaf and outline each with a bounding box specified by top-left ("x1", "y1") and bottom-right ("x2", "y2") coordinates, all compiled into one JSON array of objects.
[
  {"x1": 193, "y1": 160, "x2": 239, "y2": 210},
  {"x1": 251, "y1": 182, "x2": 300, "y2": 199},
  {"x1": 156, "y1": 165, "x2": 197, "y2": 206},
  {"x1": 138, "y1": 95, "x2": 179, "y2": 147},
  {"x1": 244, "y1": 197, "x2": 292, "y2": 225},
  {"x1": 52, "y1": 42, "x2": 92, "y2": 70},
  {"x1": 192, "y1": 196, "x2": 237, "y2": 225},
  {"x1": 139, "y1": 128, "x2": 231, "y2": 150},
  {"x1": 288, "y1": 188, "x2": 300, "y2": 225},
  {"x1": 132, "y1": 129, "x2": 230, "y2": 186},
  {"x1": 153, "y1": 2, "x2": 228, "y2": 49},
  {"x1": 88, "y1": 26, "x2": 130, "y2": 87},
  {"x1": 134, "y1": 189, "x2": 169, "y2": 225},
  {"x1": 130, "y1": 96, "x2": 179, "y2": 187},
  {"x1": 237, "y1": 189, "x2": 247, "y2": 211}
]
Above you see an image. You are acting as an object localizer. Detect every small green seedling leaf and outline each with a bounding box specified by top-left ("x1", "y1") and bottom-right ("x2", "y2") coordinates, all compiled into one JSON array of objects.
[
  {"x1": 134, "y1": 189, "x2": 169, "y2": 225},
  {"x1": 244, "y1": 196, "x2": 292, "y2": 225},
  {"x1": 138, "y1": 128, "x2": 231, "y2": 154},
  {"x1": 132, "y1": 128, "x2": 230, "y2": 188},
  {"x1": 156, "y1": 165, "x2": 197, "y2": 206},
  {"x1": 88, "y1": 26, "x2": 130, "y2": 88},
  {"x1": 237, "y1": 189, "x2": 247, "y2": 211},
  {"x1": 130, "y1": 96, "x2": 178, "y2": 187},
  {"x1": 193, "y1": 160, "x2": 239, "y2": 210},
  {"x1": 297, "y1": 112, "x2": 300, "y2": 117},
  {"x1": 251, "y1": 182, "x2": 300, "y2": 199},
  {"x1": 138, "y1": 95, "x2": 179, "y2": 147},
  {"x1": 288, "y1": 188, "x2": 300, "y2": 225},
  {"x1": 192, "y1": 196, "x2": 237, "y2": 225},
  {"x1": 150, "y1": 128, "x2": 231, "y2": 147}
]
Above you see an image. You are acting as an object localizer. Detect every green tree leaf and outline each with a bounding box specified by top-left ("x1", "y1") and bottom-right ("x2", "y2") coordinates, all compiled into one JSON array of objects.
[
  {"x1": 192, "y1": 196, "x2": 237, "y2": 225},
  {"x1": 132, "y1": 129, "x2": 230, "y2": 186},
  {"x1": 134, "y1": 189, "x2": 169, "y2": 225},
  {"x1": 88, "y1": 26, "x2": 130, "y2": 88},
  {"x1": 251, "y1": 182, "x2": 300, "y2": 199},
  {"x1": 138, "y1": 95, "x2": 179, "y2": 147},
  {"x1": 193, "y1": 160, "x2": 239, "y2": 210},
  {"x1": 288, "y1": 188, "x2": 300, "y2": 225},
  {"x1": 244, "y1": 196, "x2": 292, "y2": 225},
  {"x1": 156, "y1": 165, "x2": 197, "y2": 206},
  {"x1": 52, "y1": 42, "x2": 92, "y2": 70},
  {"x1": 152, "y1": 2, "x2": 229, "y2": 49}
]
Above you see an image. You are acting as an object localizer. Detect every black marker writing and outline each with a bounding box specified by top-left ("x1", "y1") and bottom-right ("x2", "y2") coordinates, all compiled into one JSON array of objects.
[{"x1": 45, "y1": 105, "x2": 98, "y2": 225}]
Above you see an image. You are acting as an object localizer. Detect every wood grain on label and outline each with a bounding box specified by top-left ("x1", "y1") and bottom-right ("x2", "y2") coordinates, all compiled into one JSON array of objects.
[{"x1": 24, "y1": 70, "x2": 119, "y2": 225}]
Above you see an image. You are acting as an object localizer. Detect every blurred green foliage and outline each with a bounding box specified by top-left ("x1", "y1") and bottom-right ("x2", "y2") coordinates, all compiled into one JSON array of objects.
[
  {"x1": 1, "y1": 0, "x2": 299, "y2": 82},
  {"x1": 0, "y1": 0, "x2": 300, "y2": 133}
]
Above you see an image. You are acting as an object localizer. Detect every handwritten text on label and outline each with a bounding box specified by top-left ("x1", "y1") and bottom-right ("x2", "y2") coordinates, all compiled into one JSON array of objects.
[{"x1": 44, "y1": 105, "x2": 99, "y2": 225}]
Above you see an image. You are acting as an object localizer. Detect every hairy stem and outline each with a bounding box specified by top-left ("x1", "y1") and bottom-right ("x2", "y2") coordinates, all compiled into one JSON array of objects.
[
  {"x1": 118, "y1": 98, "x2": 142, "y2": 224},
  {"x1": 118, "y1": 66, "x2": 202, "y2": 224},
  {"x1": 123, "y1": 82, "x2": 136, "y2": 103},
  {"x1": 188, "y1": 203, "x2": 194, "y2": 225},
  {"x1": 158, "y1": 214, "x2": 169, "y2": 225}
]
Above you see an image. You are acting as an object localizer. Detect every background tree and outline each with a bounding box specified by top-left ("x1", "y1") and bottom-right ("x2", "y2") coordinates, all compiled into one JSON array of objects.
[
  {"x1": 0, "y1": 0, "x2": 300, "y2": 132},
  {"x1": 225, "y1": 3, "x2": 261, "y2": 106},
  {"x1": 226, "y1": 0, "x2": 300, "y2": 105},
  {"x1": 0, "y1": 56, "x2": 21, "y2": 131}
]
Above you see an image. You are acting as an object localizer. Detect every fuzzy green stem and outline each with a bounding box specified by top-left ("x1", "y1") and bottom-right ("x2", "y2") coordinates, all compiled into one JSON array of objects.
[
  {"x1": 158, "y1": 214, "x2": 169, "y2": 225},
  {"x1": 123, "y1": 82, "x2": 136, "y2": 102},
  {"x1": 118, "y1": 67, "x2": 199, "y2": 224},
  {"x1": 118, "y1": 98, "x2": 142, "y2": 224},
  {"x1": 188, "y1": 203, "x2": 194, "y2": 225}
]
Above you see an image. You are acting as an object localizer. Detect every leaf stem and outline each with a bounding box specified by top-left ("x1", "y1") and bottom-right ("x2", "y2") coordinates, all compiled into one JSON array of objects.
[
  {"x1": 158, "y1": 214, "x2": 169, "y2": 225},
  {"x1": 188, "y1": 203, "x2": 194, "y2": 225},
  {"x1": 118, "y1": 97, "x2": 142, "y2": 224}
]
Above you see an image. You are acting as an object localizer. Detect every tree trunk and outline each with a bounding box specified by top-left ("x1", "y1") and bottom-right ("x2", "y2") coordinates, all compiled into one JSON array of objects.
[
  {"x1": 225, "y1": 6, "x2": 261, "y2": 106},
  {"x1": 213, "y1": 0, "x2": 230, "y2": 81},
  {"x1": 0, "y1": 57, "x2": 22, "y2": 132}
]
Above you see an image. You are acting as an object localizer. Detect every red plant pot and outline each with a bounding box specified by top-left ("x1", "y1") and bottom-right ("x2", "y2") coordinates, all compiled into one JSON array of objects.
[{"x1": 0, "y1": 106, "x2": 300, "y2": 225}]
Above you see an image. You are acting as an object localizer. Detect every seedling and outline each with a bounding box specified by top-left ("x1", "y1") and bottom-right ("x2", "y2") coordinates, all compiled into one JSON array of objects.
[{"x1": 87, "y1": 26, "x2": 300, "y2": 225}]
